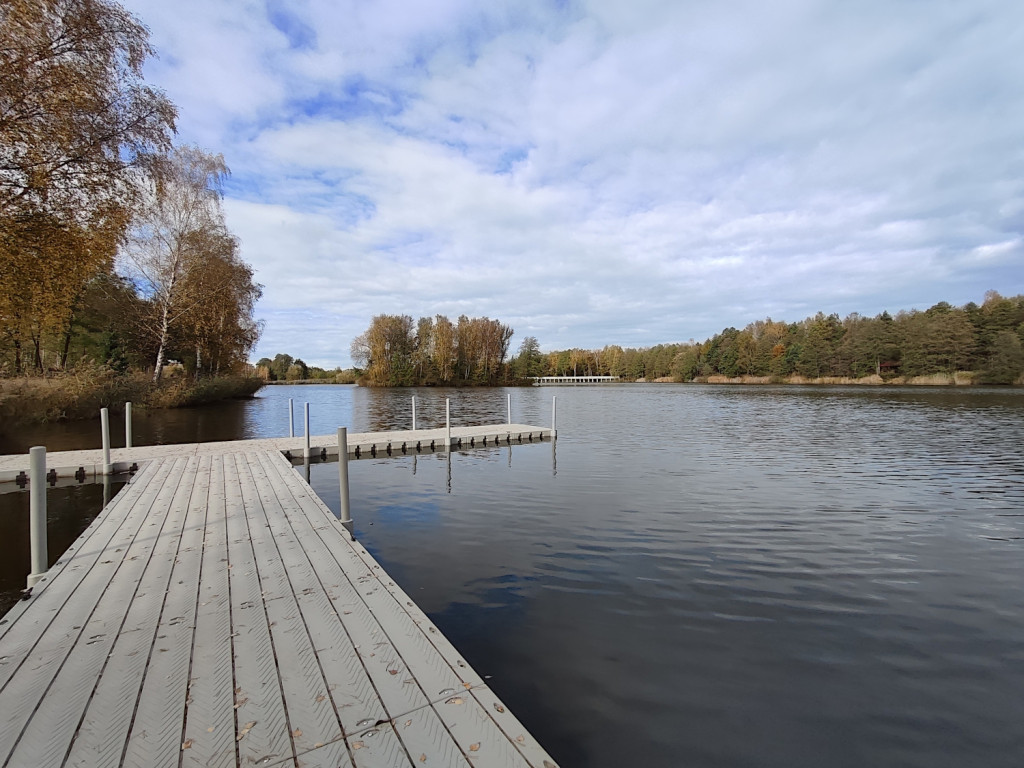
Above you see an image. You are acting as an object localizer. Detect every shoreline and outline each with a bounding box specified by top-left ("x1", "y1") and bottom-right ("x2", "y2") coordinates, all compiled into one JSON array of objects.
[
  {"x1": 645, "y1": 372, "x2": 1021, "y2": 386},
  {"x1": 0, "y1": 373, "x2": 265, "y2": 431}
]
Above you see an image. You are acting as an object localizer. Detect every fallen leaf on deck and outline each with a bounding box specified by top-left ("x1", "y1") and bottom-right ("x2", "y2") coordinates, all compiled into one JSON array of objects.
[
  {"x1": 181, "y1": 739, "x2": 193, "y2": 750},
  {"x1": 469, "y1": 743, "x2": 480, "y2": 752}
]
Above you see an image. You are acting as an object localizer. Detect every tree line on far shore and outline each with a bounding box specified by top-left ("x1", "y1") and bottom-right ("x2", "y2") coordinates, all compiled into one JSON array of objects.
[
  {"x1": 0, "y1": 0, "x2": 261, "y2": 383},
  {"x1": 254, "y1": 353, "x2": 358, "y2": 383},
  {"x1": 523, "y1": 292, "x2": 1024, "y2": 385}
]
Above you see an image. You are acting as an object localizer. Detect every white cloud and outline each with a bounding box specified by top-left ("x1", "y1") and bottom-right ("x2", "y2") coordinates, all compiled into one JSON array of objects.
[{"x1": 120, "y1": 0, "x2": 1024, "y2": 367}]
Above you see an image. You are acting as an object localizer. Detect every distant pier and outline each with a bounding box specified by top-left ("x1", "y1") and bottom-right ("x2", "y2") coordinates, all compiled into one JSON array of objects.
[{"x1": 532, "y1": 375, "x2": 619, "y2": 385}]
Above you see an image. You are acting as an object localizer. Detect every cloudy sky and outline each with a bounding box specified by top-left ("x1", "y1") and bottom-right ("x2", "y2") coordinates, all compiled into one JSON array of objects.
[{"x1": 120, "y1": 0, "x2": 1024, "y2": 368}]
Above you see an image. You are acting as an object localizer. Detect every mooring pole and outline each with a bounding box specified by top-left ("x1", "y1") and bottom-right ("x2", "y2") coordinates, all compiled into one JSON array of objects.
[
  {"x1": 337, "y1": 427, "x2": 353, "y2": 537},
  {"x1": 304, "y1": 402, "x2": 311, "y2": 459},
  {"x1": 100, "y1": 407, "x2": 112, "y2": 475},
  {"x1": 125, "y1": 401, "x2": 133, "y2": 448},
  {"x1": 412, "y1": 396, "x2": 417, "y2": 431},
  {"x1": 289, "y1": 398, "x2": 294, "y2": 438},
  {"x1": 551, "y1": 395, "x2": 557, "y2": 439},
  {"x1": 445, "y1": 398, "x2": 451, "y2": 452},
  {"x1": 27, "y1": 446, "x2": 47, "y2": 588},
  {"x1": 507, "y1": 393, "x2": 512, "y2": 425}
]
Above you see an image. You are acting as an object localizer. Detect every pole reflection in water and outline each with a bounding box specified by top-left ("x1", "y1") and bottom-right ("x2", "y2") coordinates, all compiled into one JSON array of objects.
[
  {"x1": 551, "y1": 439, "x2": 556, "y2": 476},
  {"x1": 446, "y1": 450, "x2": 451, "y2": 494}
]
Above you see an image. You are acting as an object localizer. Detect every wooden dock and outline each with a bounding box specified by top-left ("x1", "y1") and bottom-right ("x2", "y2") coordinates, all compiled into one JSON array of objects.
[
  {"x1": 0, "y1": 424, "x2": 553, "y2": 485},
  {"x1": 0, "y1": 429, "x2": 558, "y2": 767}
]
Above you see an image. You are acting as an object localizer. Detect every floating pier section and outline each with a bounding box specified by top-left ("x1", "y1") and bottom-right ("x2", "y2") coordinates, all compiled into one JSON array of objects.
[{"x1": 0, "y1": 422, "x2": 558, "y2": 768}]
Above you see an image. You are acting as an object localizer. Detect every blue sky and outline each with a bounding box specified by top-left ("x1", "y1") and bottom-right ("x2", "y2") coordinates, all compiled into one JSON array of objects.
[{"x1": 121, "y1": 0, "x2": 1024, "y2": 368}]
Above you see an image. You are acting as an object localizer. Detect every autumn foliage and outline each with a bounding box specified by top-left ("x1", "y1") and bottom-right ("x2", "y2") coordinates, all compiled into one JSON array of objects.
[{"x1": 0, "y1": 0, "x2": 262, "y2": 386}]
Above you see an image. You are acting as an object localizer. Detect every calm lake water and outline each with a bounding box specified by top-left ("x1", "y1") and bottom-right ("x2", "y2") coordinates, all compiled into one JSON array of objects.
[{"x1": 2, "y1": 383, "x2": 1024, "y2": 767}]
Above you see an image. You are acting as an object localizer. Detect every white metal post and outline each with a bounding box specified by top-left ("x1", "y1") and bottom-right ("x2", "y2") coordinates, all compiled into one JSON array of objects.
[
  {"x1": 125, "y1": 401, "x2": 133, "y2": 448},
  {"x1": 100, "y1": 407, "x2": 112, "y2": 474},
  {"x1": 445, "y1": 398, "x2": 451, "y2": 451},
  {"x1": 289, "y1": 398, "x2": 294, "y2": 437},
  {"x1": 304, "y1": 402, "x2": 311, "y2": 459},
  {"x1": 412, "y1": 396, "x2": 417, "y2": 431},
  {"x1": 507, "y1": 393, "x2": 511, "y2": 425},
  {"x1": 27, "y1": 446, "x2": 47, "y2": 588},
  {"x1": 337, "y1": 427, "x2": 352, "y2": 536},
  {"x1": 552, "y1": 395, "x2": 557, "y2": 439}
]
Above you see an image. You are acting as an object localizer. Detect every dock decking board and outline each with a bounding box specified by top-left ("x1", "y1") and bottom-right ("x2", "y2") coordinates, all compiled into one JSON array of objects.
[{"x1": 0, "y1": 428, "x2": 558, "y2": 768}]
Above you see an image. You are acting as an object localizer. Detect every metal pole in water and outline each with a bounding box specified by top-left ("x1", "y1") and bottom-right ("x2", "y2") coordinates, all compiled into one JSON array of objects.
[
  {"x1": 27, "y1": 446, "x2": 47, "y2": 588},
  {"x1": 412, "y1": 396, "x2": 417, "y2": 431},
  {"x1": 100, "y1": 407, "x2": 112, "y2": 475},
  {"x1": 507, "y1": 393, "x2": 511, "y2": 425},
  {"x1": 337, "y1": 427, "x2": 353, "y2": 537},
  {"x1": 304, "y1": 402, "x2": 311, "y2": 459},
  {"x1": 551, "y1": 395, "x2": 557, "y2": 439},
  {"x1": 446, "y1": 398, "x2": 451, "y2": 452},
  {"x1": 125, "y1": 401, "x2": 133, "y2": 448},
  {"x1": 289, "y1": 398, "x2": 294, "y2": 438}
]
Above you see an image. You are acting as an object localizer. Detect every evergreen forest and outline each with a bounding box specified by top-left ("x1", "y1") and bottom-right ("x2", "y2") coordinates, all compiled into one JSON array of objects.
[{"x1": 529, "y1": 292, "x2": 1024, "y2": 385}]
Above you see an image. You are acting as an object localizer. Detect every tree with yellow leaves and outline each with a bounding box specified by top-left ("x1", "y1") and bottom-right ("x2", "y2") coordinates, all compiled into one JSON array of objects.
[{"x1": 0, "y1": 0, "x2": 176, "y2": 372}]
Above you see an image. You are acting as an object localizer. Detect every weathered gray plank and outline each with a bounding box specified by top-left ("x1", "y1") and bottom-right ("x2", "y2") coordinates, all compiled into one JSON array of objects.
[
  {"x1": 234, "y1": 452, "x2": 342, "y2": 755},
  {"x1": 293, "y1": 738, "x2": 355, "y2": 768},
  {"x1": 252, "y1": 453, "x2": 432, "y2": 720},
  {"x1": 389, "y1": 705, "x2": 472, "y2": 768},
  {"x1": 122, "y1": 454, "x2": 211, "y2": 767},
  {"x1": 225, "y1": 453, "x2": 295, "y2": 767},
  {"x1": 468, "y1": 686, "x2": 556, "y2": 768},
  {"x1": 346, "y1": 723, "x2": 416, "y2": 768},
  {"x1": 248, "y1": 453, "x2": 389, "y2": 732},
  {"x1": 432, "y1": 693, "x2": 533, "y2": 768},
  {"x1": 180, "y1": 453, "x2": 237, "y2": 768},
  {"x1": 260, "y1": 454, "x2": 480, "y2": 700}
]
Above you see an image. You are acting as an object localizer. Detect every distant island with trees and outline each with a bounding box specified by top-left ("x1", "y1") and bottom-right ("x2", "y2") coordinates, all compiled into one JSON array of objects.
[
  {"x1": 254, "y1": 353, "x2": 358, "y2": 384},
  {"x1": 343, "y1": 293, "x2": 1024, "y2": 388}
]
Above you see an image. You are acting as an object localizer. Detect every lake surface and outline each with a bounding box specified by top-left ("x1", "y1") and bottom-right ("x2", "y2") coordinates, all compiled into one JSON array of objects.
[{"x1": 3, "y1": 384, "x2": 1024, "y2": 767}]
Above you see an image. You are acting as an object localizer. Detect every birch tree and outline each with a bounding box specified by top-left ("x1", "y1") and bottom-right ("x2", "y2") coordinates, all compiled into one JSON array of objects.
[{"x1": 121, "y1": 145, "x2": 230, "y2": 381}]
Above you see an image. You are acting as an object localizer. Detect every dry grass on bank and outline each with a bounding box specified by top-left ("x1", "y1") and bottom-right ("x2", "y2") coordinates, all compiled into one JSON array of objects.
[{"x1": 0, "y1": 368, "x2": 264, "y2": 430}]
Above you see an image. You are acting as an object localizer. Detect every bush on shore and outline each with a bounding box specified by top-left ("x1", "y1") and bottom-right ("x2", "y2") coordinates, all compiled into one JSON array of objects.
[{"x1": 0, "y1": 367, "x2": 264, "y2": 431}]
